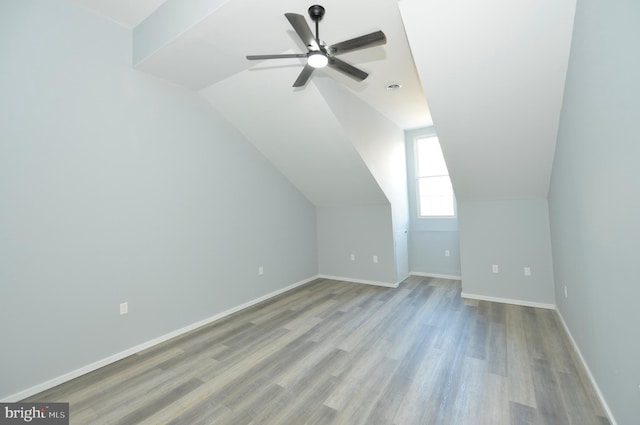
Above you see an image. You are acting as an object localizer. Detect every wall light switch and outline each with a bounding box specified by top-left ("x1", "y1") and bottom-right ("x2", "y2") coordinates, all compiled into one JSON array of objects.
[
  {"x1": 524, "y1": 267, "x2": 531, "y2": 276},
  {"x1": 119, "y1": 302, "x2": 128, "y2": 315},
  {"x1": 373, "y1": 255, "x2": 378, "y2": 263},
  {"x1": 492, "y1": 265, "x2": 499, "y2": 273},
  {"x1": 350, "y1": 254, "x2": 355, "y2": 261},
  {"x1": 258, "y1": 266, "x2": 264, "y2": 275},
  {"x1": 445, "y1": 250, "x2": 450, "y2": 257},
  {"x1": 564, "y1": 285, "x2": 568, "y2": 298}
]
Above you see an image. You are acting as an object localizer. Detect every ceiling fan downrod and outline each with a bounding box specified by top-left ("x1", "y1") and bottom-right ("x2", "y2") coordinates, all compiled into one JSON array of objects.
[{"x1": 308, "y1": 5, "x2": 325, "y2": 46}]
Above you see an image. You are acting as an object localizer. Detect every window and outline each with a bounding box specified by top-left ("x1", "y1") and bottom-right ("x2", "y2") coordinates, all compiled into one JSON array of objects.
[{"x1": 415, "y1": 136, "x2": 455, "y2": 217}]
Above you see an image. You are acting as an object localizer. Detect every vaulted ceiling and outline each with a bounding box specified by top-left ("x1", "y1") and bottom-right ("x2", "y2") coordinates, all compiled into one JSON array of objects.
[
  {"x1": 400, "y1": 0, "x2": 576, "y2": 201},
  {"x1": 70, "y1": 0, "x2": 576, "y2": 204}
]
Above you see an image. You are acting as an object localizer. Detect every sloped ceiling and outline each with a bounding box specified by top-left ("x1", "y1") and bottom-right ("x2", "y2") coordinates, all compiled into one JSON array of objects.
[
  {"x1": 202, "y1": 67, "x2": 389, "y2": 206},
  {"x1": 71, "y1": 0, "x2": 577, "y2": 205},
  {"x1": 70, "y1": 0, "x2": 168, "y2": 28},
  {"x1": 400, "y1": 0, "x2": 576, "y2": 201},
  {"x1": 122, "y1": 0, "x2": 430, "y2": 206}
]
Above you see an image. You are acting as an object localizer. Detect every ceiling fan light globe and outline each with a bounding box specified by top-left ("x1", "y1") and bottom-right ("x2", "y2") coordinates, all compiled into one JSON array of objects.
[{"x1": 308, "y1": 52, "x2": 328, "y2": 68}]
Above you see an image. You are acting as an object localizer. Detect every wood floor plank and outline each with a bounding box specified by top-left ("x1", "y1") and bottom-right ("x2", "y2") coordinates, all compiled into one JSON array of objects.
[
  {"x1": 449, "y1": 357, "x2": 486, "y2": 425},
  {"x1": 556, "y1": 370, "x2": 611, "y2": 425},
  {"x1": 506, "y1": 304, "x2": 537, "y2": 408},
  {"x1": 510, "y1": 401, "x2": 541, "y2": 425},
  {"x1": 67, "y1": 407, "x2": 98, "y2": 425},
  {"x1": 466, "y1": 308, "x2": 488, "y2": 360},
  {"x1": 530, "y1": 358, "x2": 572, "y2": 425},
  {"x1": 479, "y1": 372, "x2": 510, "y2": 425},
  {"x1": 162, "y1": 395, "x2": 233, "y2": 425},
  {"x1": 24, "y1": 278, "x2": 610, "y2": 425},
  {"x1": 302, "y1": 404, "x2": 339, "y2": 425},
  {"x1": 251, "y1": 374, "x2": 338, "y2": 424},
  {"x1": 535, "y1": 309, "x2": 576, "y2": 374},
  {"x1": 335, "y1": 287, "x2": 413, "y2": 352},
  {"x1": 322, "y1": 342, "x2": 391, "y2": 411},
  {"x1": 423, "y1": 310, "x2": 474, "y2": 425},
  {"x1": 85, "y1": 368, "x2": 201, "y2": 420},
  {"x1": 522, "y1": 306, "x2": 548, "y2": 360},
  {"x1": 109, "y1": 377, "x2": 204, "y2": 425},
  {"x1": 332, "y1": 356, "x2": 399, "y2": 425},
  {"x1": 487, "y1": 322, "x2": 508, "y2": 376}
]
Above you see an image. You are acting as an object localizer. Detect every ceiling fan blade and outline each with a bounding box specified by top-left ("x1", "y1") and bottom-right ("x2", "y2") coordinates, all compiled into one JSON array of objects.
[
  {"x1": 328, "y1": 57, "x2": 368, "y2": 81},
  {"x1": 328, "y1": 31, "x2": 387, "y2": 55},
  {"x1": 247, "y1": 53, "x2": 307, "y2": 60},
  {"x1": 285, "y1": 13, "x2": 319, "y2": 50},
  {"x1": 293, "y1": 64, "x2": 314, "y2": 87}
]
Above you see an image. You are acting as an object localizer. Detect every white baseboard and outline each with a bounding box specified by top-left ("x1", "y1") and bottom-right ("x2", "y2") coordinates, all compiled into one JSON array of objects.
[
  {"x1": 2, "y1": 276, "x2": 317, "y2": 402},
  {"x1": 397, "y1": 272, "x2": 411, "y2": 285},
  {"x1": 555, "y1": 311, "x2": 618, "y2": 425},
  {"x1": 410, "y1": 272, "x2": 462, "y2": 281},
  {"x1": 316, "y1": 274, "x2": 399, "y2": 288},
  {"x1": 460, "y1": 292, "x2": 556, "y2": 310}
]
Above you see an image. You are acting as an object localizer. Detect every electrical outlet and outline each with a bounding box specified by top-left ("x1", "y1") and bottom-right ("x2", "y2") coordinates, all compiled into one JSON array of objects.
[
  {"x1": 350, "y1": 254, "x2": 355, "y2": 261},
  {"x1": 445, "y1": 250, "x2": 450, "y2": 257},
  {"x1": 373, "y1": 255, "x2": 378, "y2": 263},
  {"x1": 564, "y1": 285, "x2": 568, "y2": 298},
  {"x1": 492, "y1": 264, "x2": 499, "y2": 273},
  {"x1": 119, "y1": 302, "x2": 128, "y2": 315},
  {"x1": 258, "y1": 266, "x2": 264, "y2": 275},
  {"x1": 524, "y1": 267, "x2": 531, "y2": 276}
]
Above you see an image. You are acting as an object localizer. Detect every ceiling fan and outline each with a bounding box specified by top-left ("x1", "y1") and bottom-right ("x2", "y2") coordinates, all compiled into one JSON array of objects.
[{"x1": 246, "y1": 5, "x2": 387, "y2": 87}]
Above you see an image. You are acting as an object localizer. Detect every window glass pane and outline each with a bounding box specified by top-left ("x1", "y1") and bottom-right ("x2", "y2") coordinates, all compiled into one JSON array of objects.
[
  {"x1": 416, "y1": 137, "x2": 449, "y2": 177},
  {"x1": 419, "y1": 176, "x2": 453, "y2": 197},
  {"x1": 434, "y1": 197, "x2": 444, "y2": 214},
  {"x1": 419, "y1": 194, "x2": 455, "y2": 216},
  {"x1": 439, "y1": 195, "x2": 455, "y2": 216},
  {"x1": 419, "y1": 196, "x2": 432, "y2": 216},
  {"x1": 415, "y1": 136, "x2": 455, "y2": 217}
]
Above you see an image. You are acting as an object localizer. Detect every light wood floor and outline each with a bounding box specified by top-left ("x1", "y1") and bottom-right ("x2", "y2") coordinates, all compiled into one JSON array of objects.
[{"x1": 27, "y1": 277, "x2": 610, "y2": 425}]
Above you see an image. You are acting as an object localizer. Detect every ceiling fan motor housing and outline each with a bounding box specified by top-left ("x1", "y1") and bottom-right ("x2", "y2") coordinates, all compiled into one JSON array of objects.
[{"x1": 308, "y1": 5, "x2": 325, "y2": 22}]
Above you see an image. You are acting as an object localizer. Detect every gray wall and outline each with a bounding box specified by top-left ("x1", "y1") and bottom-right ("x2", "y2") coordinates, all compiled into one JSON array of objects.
[
  {"x1": 405, "y1": 128, "x2": 461, "y2": 278},
  {"x1": 316, "y1": 78, "x2": 410, "y2": 283},
  {"x1": 0, "y1": 0, "x2": 317, "y2": 400},
  {"x1": 409, "y1": 230, "x2": 461, "y2": 278},
  {"x1": 316, "y1": 205, "x2": 396, "y2": 285},
  {"x1": 458, "y1": 200, "x2": 555, "y2": 306},
  {"x1": 548, "y1": 0, "x2": 640, "y2": 423}
]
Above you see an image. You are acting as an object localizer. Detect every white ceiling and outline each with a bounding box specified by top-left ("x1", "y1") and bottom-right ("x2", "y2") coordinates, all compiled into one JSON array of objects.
[
  {"x1": 75, "y1": 0, "x2": 432, "y2": 206},
  {"x1": 71, "y1": 0, "x2": 169, "y2": 28},
  {"x1": 202, "y1": 68, "x2": 390, "y2": 206},
  {"x1": 400, "y1": 0, "x2": 576, "y2": 201},
  {"x1": 70, "y1": 0, "x2": 577, "y2": 205},
  {"x1": 73, "y1": 0, "x2": 431, "y2": 131},
  {"x1": 132, "y1": 0, "x2": 432, "y2": 131}
]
